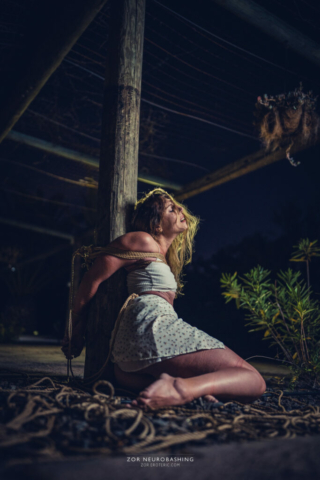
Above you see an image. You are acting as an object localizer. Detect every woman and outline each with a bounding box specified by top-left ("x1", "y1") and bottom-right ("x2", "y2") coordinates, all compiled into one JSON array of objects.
[{"x1": 62, "y1": 188, "x2": 266, "y2": 409}]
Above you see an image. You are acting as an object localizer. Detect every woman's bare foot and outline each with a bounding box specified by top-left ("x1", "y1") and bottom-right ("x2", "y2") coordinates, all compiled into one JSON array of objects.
[{"x1": 130, "y1": 373, "x2": 192, "y2": 410}]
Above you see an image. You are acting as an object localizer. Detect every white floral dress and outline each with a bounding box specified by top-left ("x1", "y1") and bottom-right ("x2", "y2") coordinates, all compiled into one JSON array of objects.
[{"x1": 109, "y1": 292, "x2": 225, "y2": 372}]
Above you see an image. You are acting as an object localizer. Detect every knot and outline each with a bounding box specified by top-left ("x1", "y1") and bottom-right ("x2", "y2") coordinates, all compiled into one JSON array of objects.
[{"x1": 74, "y1": 245, "x2": 96, "y2": 270}]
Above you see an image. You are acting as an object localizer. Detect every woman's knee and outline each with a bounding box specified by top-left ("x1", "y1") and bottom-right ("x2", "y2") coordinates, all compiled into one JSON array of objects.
[
  {"x1": 236, "y1": 358, "x2": 266, "y2": 395},
  {"x1": 136, "y1": 346, "x2": 243, "y2": 378},
  {"x1": 257, "y1": 374, "x2": 267, "y2": 396}
]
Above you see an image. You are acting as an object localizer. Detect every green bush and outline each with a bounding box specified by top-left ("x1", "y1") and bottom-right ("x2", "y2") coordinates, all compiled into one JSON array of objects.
[{"x1": 220, "y1": 239, "x2": 320, "y2": 388}]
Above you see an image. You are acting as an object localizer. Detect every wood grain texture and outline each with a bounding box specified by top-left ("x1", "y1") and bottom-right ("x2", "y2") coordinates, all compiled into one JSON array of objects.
[{"x1": 84, "y1": 0, "x2": 146, "y2": 381}]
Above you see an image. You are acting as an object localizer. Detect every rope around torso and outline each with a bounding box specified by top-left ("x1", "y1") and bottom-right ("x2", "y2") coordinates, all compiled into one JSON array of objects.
[
  {"x1": 66, "y1": 244, "x2": 169, "y2": 385},
  {"x1": 67, "y1": 292, "x2": 139, "y2": 386}
]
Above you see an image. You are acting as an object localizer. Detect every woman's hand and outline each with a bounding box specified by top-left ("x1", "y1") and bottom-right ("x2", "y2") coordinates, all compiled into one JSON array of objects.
[
  {"x1": 61, "y1": 311, "x2": 87, "y2": 359},
  {"x1": 61, "y1": 332, "x2": 85, "y2": 359}
]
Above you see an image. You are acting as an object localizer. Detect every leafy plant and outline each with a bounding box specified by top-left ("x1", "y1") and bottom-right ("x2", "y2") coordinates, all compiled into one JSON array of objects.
[
  {"x1": 220, "y1": 240, "x2": 320, "y2": 389},
  {"x1": 290, "y1": 239, "x2": 320, "y2": 294}
]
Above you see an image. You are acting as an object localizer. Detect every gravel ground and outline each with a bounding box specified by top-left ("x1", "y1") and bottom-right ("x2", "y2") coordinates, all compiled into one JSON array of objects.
[
  {"x1": 1, "y1": 346, "x2": 320, "y2": 478},
  {"x1": 0, "y1": 373, "x2": 320, "y2": 463}
]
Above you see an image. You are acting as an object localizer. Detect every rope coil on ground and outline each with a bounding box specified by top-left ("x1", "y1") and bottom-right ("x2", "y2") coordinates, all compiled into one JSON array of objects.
[{"x1": 1, "y1": 374, "x2": 320, "y2": 461}]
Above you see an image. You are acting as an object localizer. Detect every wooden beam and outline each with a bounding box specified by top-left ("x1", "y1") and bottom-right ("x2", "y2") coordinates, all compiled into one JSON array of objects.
[
  {"x1": 0, "y1": 217, "x2": 75, "y2": 243},
  {"x1": 212, "y1": 0, "x2": 320, "y2": 68},
  {"x1": 7, "y1": 131, "x2": 99, "y2": 168},
  {"x1": 174, "y1": 141, "x2": 317, "y2": 202},
  {"x1": 0, "y1": 0, "x2": 109, "y2": 144},
  {"x1": 84, "y1": 0, "x2": 146, "y2": 381},
  {"x1": 6, "y1": 130, "x2": 182, "y2": 190}
]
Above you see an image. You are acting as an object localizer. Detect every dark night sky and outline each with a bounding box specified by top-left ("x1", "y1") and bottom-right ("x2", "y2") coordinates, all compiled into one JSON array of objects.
[
  {"x1": 184, "y1": 146, "x2": 320, "y2": 259},
  {"x1": 138, "y1": 0, "x2": 320, "y2": 258}
]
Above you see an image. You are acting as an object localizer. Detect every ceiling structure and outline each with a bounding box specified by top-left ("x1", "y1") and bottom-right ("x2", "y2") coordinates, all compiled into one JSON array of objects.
[{"x1": 0, "y1": 0, "x2": 319, "y2": 244}]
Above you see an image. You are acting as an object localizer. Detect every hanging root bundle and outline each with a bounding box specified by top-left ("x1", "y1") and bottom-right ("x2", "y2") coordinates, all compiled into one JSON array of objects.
[{"x1": 254, "y1": 83, "x2": 319, "y2": 166}]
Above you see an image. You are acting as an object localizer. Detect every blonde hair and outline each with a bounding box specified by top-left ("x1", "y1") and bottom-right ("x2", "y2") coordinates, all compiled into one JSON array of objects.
[{"x1": 131, "y1": 188, "x2": 201, "y2": 298}]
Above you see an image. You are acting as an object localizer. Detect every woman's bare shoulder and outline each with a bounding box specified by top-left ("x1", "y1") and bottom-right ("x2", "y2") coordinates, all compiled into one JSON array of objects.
[
  {"x1": 110, "y1": 231, "x2": 158, "y2": 253},
  {"x1": 92, "y1": 232, "x2": 158, "y2": 272}
]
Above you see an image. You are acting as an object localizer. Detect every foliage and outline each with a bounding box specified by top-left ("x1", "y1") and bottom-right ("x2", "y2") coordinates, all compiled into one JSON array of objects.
[
  {"x1": 220, "y1": 240, "x2": 320, "y2": 388},
  {"x1": 290, "y1": 239, "x2": 320, "y2": 263},
  {"x1": 290, "y1": 239, "x2": 320, "y2": 293}
]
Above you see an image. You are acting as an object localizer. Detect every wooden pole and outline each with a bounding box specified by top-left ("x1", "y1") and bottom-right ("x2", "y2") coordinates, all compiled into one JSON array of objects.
[
  {"x1": 212, "y1": 0, "x2": 320, "y2": 68},
  {"x1": 175, "y1": 141, "x2": 318, "y2": 202},
  {"x1": 84, "y1": 0, "x2": 146, "y2": 381},
  {"x1": 0, "y1": 0, "x2": 109, "y2": 144}
]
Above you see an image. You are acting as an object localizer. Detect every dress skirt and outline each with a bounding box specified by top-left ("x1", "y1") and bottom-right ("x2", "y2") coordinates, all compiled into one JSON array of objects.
[{"x1": 109, "y1": 293, "x2": 225, "y2": 372}]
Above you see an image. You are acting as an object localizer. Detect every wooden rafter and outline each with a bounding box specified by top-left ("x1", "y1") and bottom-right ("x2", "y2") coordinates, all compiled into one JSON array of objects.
[
  {"x1": 0, "y1": 217, "x2": 75, "y2": 243},
  {"x1": 212, "y1": 0, "x2": 320, "y2": 68},
  {"x1": 6, "y1": 130, "x2": 182, "y2": 191},
  {"x1": 174, "y1": 141, "x2": 318, "y2": 202},
  {"x1": 0, "y1": 0, "x2": 109, "y2": 144}
]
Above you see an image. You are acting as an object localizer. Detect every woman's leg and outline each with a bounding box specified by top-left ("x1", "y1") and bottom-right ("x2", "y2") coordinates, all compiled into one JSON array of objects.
[
  {"x1": 122, "y1": 346, "x2": 266, "y2": 408},
  {"x1": 114, "y1": 363, "x2": 156, "y2": 394}
]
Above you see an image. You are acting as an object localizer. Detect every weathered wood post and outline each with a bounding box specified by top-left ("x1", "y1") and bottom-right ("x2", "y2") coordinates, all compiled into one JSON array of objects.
[{"x1": 84, "y1": 0, "x2": 146, "y2": 381}]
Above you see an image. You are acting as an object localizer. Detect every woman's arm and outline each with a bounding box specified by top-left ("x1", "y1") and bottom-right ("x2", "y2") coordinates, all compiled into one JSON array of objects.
[
  {"x1": 62, "y1": 254, "x2": 126, "y2": 358},
  {"x1": 72, "y1": 253, "x2": 129, "y2": 316},
  {"x1": 75, "y1": 230, "x2": 159, "y2": 310},
  {"x1": 61, "y1": 232, "x2": 159, "y2": 358}
]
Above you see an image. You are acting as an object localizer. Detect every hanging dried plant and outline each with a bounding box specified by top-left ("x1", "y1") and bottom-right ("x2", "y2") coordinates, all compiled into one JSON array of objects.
[{"x1": 254, "y1": 83, "x2": 319, "y2": 166}]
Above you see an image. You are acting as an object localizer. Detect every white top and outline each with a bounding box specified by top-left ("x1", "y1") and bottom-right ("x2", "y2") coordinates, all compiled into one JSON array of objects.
[{"x1": 126, "y1": 242, "x2": 177, "y2": 294}]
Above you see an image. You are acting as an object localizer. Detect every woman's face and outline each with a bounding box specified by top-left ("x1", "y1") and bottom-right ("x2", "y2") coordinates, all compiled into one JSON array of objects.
[{"x1": 158, "y1": 197, "x2": 188, "y2": 236}]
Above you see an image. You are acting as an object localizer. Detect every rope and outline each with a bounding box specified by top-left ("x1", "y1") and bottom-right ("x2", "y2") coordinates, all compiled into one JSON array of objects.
[
  {"x1": 1, "y1": 374, "x2": 320, "y2": 460},
  {"x1": 66, "y1": 244, "x2": 168, "y2": 385},
  {"x1": 72, "y1": 245, "x2": 168, "y2": 270},
  {"x1": 31, "y1": 244, "x2": 315, "y2": 458},
  {"x1": 68, "y1": 293, "x2": 139, "y2": 387}
]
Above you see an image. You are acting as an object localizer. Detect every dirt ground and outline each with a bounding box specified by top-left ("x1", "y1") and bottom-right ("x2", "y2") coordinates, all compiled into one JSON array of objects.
[
  {"x1": 2, "y1": 344, "x2": 320, "y2": 480},
  {"x1": 0, "y1": 344, "x2": 290, "y2": 379},
  {"x1": 0, "y1": 344, "x2": 85, "y2": 377}
]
